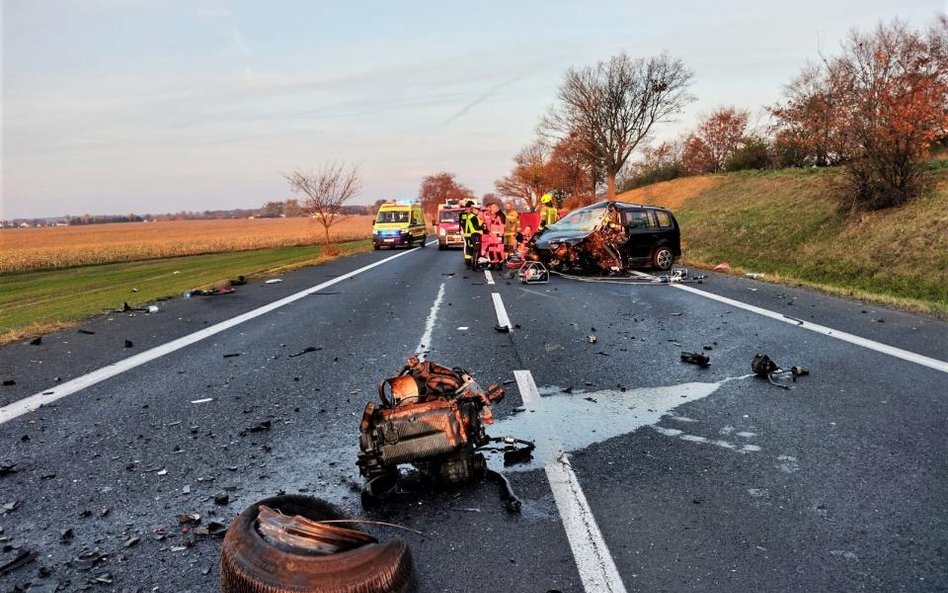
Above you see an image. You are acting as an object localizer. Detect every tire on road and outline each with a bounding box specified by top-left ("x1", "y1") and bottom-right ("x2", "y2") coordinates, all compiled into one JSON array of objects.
[
  {"x1": 651, "y1": 245, "x2": 674, "y2": 271},
  {"x1": 220, "y1": 495, "x2": 414, "y2": 593}
]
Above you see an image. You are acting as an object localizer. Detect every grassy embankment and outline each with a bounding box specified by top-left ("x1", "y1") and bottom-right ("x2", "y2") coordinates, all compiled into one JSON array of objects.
[
  {"x1": 0, "y1": 217, "x2": 375, "y2": 343},
  {"x1": 617, "y1": 166, "x2": 948, "y2": 315}
]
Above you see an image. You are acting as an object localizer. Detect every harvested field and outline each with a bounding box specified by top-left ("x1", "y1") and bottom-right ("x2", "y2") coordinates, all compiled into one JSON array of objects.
[{"x1": 0, "y1": 216, "x2": 374, "y2": 273}]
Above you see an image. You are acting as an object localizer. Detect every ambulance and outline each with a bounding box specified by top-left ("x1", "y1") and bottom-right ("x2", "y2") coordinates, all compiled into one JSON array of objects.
[{"x1": 372, "y1": 201, "x2": 427, "y2": 250}]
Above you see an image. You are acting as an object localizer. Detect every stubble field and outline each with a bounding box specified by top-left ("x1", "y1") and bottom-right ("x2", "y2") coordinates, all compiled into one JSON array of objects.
[{"x1": 0, "y1": 216, "x2": 375, "y2": 273}]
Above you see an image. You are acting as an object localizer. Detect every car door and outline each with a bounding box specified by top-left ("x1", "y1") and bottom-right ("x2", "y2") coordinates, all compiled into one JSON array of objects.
[{"x1": 621, "y1": 208, "x2": 657, "y2": 260}]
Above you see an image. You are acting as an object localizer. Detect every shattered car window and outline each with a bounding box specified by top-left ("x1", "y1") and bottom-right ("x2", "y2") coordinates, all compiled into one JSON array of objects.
[{"x1": 552, "y1": 203, "x2": 606, "y2": 231}]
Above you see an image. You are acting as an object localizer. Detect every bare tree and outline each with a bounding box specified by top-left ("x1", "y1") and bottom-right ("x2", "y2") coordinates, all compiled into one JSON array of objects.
[
  {"x1": 284, "y1": 162, "x2": 362, "y2": 250},
  {"x1": 545, "y1": 52, "x2": 695, "y2": 198},
  {"x1": 494, "y1": 141, "x2": 551, "y2": 211}
]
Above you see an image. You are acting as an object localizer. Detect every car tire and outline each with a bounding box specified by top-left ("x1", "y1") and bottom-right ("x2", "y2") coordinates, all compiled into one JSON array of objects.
[
  {"x1": 652, "y1": 246, "x2": 674, "y2": 271},
  {"x1": 420, "y1": 235, "x2": 427, "y2": 247},
  {"x1": 220, "y1": 495, "x2": 414, "y2": 593},
  {"x1": 373, "y1": 243, "x2": 380, "y2": 251}
]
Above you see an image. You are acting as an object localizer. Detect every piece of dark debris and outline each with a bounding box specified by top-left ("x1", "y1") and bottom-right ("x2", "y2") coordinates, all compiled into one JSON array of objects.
[
  {"x1": 0, "y1": 549, "x2": 36, "y2": 575},
  {"x1": 78, "y1": 329, "x2": 95, "y2": 335},
  {"x1": 240, "y1": 420, "x2": 271, "y2": 436},
  {"x1": 124, "y1": 339, "x2": 134, "y2": 349},
  {"x1": 289, "y1": 346, "x2": 321, "y2": 358},
  {"x1": 29, "y1": 336, "x2": 42, "y2": 346}
]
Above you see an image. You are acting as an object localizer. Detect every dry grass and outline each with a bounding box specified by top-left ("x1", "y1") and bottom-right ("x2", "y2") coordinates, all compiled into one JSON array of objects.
[
  {"x1": 0, "y1": 216, "x2": 374, "y2": 273},
  {"x1": 617, "y1": 175, "x2": 724, "y2": 210},
  {"x1": 621, "y1": 167, "x2": 948, "y2": 315}
]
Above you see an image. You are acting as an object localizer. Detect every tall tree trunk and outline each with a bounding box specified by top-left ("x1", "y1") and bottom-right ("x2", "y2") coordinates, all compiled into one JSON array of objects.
[{"x1": 606, "y1": 173, "x2": 617, "y2": 199}]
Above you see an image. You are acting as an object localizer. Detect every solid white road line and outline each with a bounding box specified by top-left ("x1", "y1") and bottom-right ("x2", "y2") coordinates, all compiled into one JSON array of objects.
[
  {"x1": 630, "y1": 269, "x2": 947, "y2": 374},
  {"x1": 491, "y1": 292, "x2": 512, "y2": 330},
  {"x1": 0, "y1": 244, "x2": 434, "y2": 426},
  {"x1": 514, "y1": 369, "x2": 628, "y2": 593},
  {"x1": 415, "y1": 283, "x2": 446, "y2": 360},
  {"x1": 484, "y1": 269, "x2": 495, "y2": 285},
  {"x1": 670, "y1": 283, "x2": 948, "y2": 374}
]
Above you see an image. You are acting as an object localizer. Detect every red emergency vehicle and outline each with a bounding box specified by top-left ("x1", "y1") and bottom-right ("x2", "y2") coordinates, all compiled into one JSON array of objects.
[{"x1": 436, "y1": 198, "x2": 479, "y2": 250}]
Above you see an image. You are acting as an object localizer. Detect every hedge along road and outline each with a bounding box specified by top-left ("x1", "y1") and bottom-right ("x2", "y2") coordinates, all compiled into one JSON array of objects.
[{"x1": 0, "y1": 243, "x2": 946, "y2": 592}]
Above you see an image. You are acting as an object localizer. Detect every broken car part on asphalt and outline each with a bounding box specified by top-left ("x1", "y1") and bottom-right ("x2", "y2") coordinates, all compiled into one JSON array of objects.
[
  {"x1": 752, "y1": 353, "x2": 809, "y2": 390},
  {"x1": 356, "y1": 356, "x2": 533, "y2": 512},
  {"x1": 517, "y1": 261, "x2": 549, "y2": 284},
  {"x1": 680, "y1": 351, "x2": 711, "y2": 367},
  {"x1": 220, "y1": 495, "x2": 414, "y2": 593}
]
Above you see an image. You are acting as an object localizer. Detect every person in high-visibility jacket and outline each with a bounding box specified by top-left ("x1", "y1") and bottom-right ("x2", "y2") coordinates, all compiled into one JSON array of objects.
[
  {"x1": 462, "y1": 203, "x2": 484, "y2": 268},
  {"x1": 503, "y1": 200, "x2": 520, "y2": 255},
  {"x1": 539, "y1": 193, "x2": 559, "y2": 228},
  {"x1": 459, "y1": 201, "x2": 475, "y2": 266}
]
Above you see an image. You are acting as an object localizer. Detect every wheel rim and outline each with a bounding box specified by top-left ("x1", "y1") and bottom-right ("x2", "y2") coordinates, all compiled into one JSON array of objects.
[{"x1": 656, "y1": 249, "x2": 672, "y2": 269}]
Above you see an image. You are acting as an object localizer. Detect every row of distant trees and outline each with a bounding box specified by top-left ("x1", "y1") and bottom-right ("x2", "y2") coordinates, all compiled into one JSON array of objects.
[{"x1": 496, "y1": 16, "x2": 948, "y2": 212}]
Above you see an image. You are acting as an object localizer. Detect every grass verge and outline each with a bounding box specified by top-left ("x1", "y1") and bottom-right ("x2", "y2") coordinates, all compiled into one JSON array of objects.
[
  {"x1": 0, "y1": 240, "x2": 372, "y2": 345},
  {"x1": 618, "y1": 167, "x2": 948, "y2": 317}
]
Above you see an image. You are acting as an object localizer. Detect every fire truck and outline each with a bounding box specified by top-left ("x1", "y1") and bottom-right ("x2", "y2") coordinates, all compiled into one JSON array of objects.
[{"x1": 435, "y1": 198, "x2": 479, "y2": 250}]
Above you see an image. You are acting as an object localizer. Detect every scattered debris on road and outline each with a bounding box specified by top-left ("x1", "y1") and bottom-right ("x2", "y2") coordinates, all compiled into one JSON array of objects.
[
  {"x1": 124, "y1": 339, "x2": 134, "y2": 348},
  {"x1": 752, "y1": 354, "x2": 809, "y2": 389},
  {"x1": 0, "y1": 549, "x2": 36, "y2": 575},
  {"x1": 188, "y1": 287, "x2": 237, "y2": 297},
  {"x1": 713, "y1": 262, "x2": 731, "y2": 272},
  {"x1": 241, "y1": 420, "x2": 271, "y2": 435},
  {"x1": 191, "y1": 397, "x2": 214, "y2": 404},
  {"x1": 230, "y1": 275, "x2": 247, "y2": 286},
  {"x1": 680, "y1": 351, "x2": 711, "y2": 367},
  {"x1": 518, "y1": 261, "x2": 549, "y2": 284},
  {"x1": 29, "y1": 336, "x2": 42, "y2": 346},
  {"x1": 264, "y1": 278, "x2": 283, "y2": 284},
  {"x1": 288, "y1": 345, "x2": 321, "y2": 358}
]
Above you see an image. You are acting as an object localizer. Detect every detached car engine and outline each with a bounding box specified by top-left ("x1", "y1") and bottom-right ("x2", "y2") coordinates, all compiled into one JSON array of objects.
[{"x1": 357, "y1": 356, "x2": 531, "y2": 509}]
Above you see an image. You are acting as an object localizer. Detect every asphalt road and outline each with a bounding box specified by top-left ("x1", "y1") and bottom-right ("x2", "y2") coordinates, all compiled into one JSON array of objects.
[{"x1": 1, "y1": 244, "x2": 945, "y2": 593}]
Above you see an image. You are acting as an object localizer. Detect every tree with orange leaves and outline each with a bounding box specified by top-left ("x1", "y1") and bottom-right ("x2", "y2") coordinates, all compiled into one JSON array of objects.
[
  {"x1": 417, "y1": 172, "x2": 473, "y2": 221},
  {"x1": 681, "y1": 106, "x2": 750, "y2": 174},
  {"x1": 774, "y1": 17, "x2": 948, "y2": 209}
]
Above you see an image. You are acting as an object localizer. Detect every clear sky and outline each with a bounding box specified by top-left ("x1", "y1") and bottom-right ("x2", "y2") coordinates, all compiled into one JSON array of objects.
[{"x1": 2, "y1": 0, "x2": 943, "y2": 218}]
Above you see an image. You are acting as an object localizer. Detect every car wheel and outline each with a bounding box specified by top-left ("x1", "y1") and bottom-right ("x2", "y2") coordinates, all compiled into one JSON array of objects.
[
  {"x1": 373, "y1": 243, "x2": 380, "y2": 251},
  {"x1": 220, "y1": 495, "x2": 414, "y2": 593},
  {"x1": 652, "y1": 246, "x2": 674, "y2": 271},
  {"x1": 420, "y1": 234, "x2": 427, "y2": 247},
  {"x1": 438, "y1": 242, "x2": 446, "y2": 250}
]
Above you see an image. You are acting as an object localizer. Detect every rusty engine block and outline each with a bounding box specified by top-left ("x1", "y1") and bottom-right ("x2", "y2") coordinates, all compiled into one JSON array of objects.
[{"x1": 357, "y1": 356, "x2": 505, "y2": 499}]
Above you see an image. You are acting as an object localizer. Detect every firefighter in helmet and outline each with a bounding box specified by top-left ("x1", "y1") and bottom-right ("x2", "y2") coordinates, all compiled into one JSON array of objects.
[
  {"x1": 539, "y1": 193, "x2": 558, "y2": 228},
  {"x1": 462, "y1": 202, "x2": 484, "y2": 268}
]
